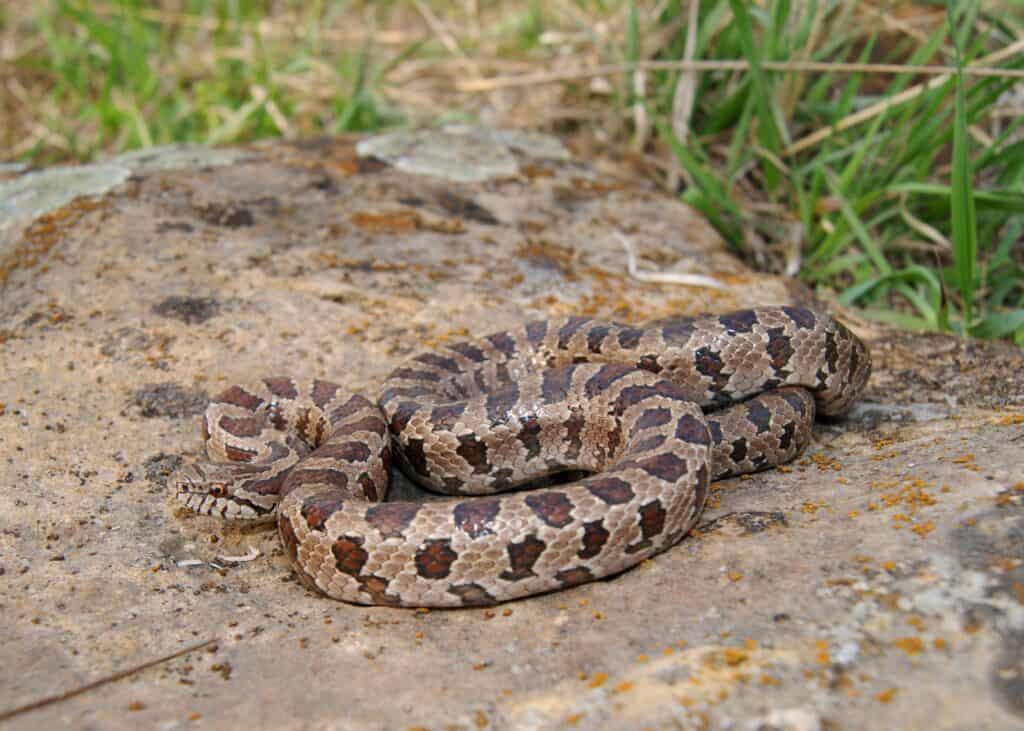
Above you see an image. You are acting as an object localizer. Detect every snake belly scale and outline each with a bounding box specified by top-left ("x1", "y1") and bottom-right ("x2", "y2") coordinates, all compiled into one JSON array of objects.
[{"x1": 172, "y1": 306, "x2": 870, "y2": 607}]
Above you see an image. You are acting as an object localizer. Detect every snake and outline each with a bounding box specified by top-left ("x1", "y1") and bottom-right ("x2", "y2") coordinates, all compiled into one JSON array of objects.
[{"x1": 171, "y1": 306, "x2": 870, "y2": 607}]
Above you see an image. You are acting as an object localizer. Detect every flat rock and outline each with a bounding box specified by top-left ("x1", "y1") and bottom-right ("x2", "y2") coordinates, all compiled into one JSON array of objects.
[{"x1": 1, "y1": 129, "x2": 1022, "y2": 730}]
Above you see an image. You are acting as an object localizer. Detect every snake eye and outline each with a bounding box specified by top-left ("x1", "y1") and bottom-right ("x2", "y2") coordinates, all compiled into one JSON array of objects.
[{"x1": 210, "y1": 484, "x2": 226, "y2": 498}]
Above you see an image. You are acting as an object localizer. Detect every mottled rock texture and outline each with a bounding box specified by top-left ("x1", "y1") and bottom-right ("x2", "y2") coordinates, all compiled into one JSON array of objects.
[{"x1": 1, "y1": 128, "x2": 1022, "y2": 730}]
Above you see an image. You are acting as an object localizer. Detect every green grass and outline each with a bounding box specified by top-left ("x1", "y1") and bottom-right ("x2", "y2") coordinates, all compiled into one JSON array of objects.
[
  {"x1": 3, "y1": 0, "x2": 1023, "y2": 344},
  {"x1": 639, "y1": 0, "x2": 1024, "y2": 344}
]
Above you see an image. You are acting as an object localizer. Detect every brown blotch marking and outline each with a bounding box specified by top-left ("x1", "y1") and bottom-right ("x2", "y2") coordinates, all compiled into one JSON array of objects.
[
  {"x1": 313, "y1": 440, "x2": 371, "y2": 462},
  {"x1": 278, "y1": 515, "x2": 319, "y2": 591},
  {"x1": 357, "y1": 575, "x2": 401, "y2": 607},
  {"x1": 293, "y1": 408, "x2": 322, "y2": 446},
  {"x1": 730, "y1": 438, "x2": 748, "y2": 462},
  {"x1": 586, "y1": 325, "x2": 611, "y2": 353},
  {"x1": 719, "y1": 309, "x2": 758, "y2": 334},
  {"x1": 415, "y1": 539, "x2": 458, "y2": 580},
  {"x1": 745, "y1": 400, "x2": 773, "y2": 432},
  {"x1": 448, "y1": 583, "x2": 498, "y2": 606},
  {"x1": 399, "y1": 437, "x2": 430, "y2": 478},
  {"x1": 707, "y1": 418, "x2": 724, "y2": 446},
  {"x1": 379, "y1": 385, "x2": 434, "y2": 403},
  {"x1": 499, "y1": 535, "x2": 546, "y2": 581},
  {"x1": 430, "y1": 403, "x2": 466, "y2": 430},
  {"x1": 485, "y1": 332, "x2": 517, "y2": 358},
  {"x1": 542, "y1": 365, "x2": 577, "y2": 403},
  {"x1": 675, "y1": 413, "x2": 710, "y2": 445},
  {"x1": 386, "y1": 401, "x2": 419, "y2": 433},
  {"x1": 449, "y1": 341, "x2": 486, "y2": 363},
  {"x1": 268, "y1": 407, "x2": 288, "y2": 431},
  {"x1": 694, "y1": 464, "x2": 710, "y2": 511},
  {"x1": 442, "y1": 476, "x2": 465, "y2": 492},
  {"x1": 486, "y1": 381, "x2": 520, "y2": 424},
  {"x1": 780, "y1": 389, "x2": 811, "y2": 417},
  {"x1": 413, "y1": 352, "x2": 461, "y2": 373},
  {"x1": 332, "y1": 535, "x2": 369, "y2": 577},
  {"x1": 358, "y1": 473, "x2": 381, "y2": 500},
  {"x1": 824, "y1": 330, "x2": 840, "y2": 374},
  {"x1": 563, "y1": 409, "x2": 585, "y2": 460},
  {"x1": 278, "y1": 514, "x2": 300, "y2": 564},
  {"x1": 215, "y1": 385, "x2": 264, "y2": 411},
  {"x1": 660, "y1": 318, "x2": 697, "y2": 346},
  {"x1": 586, "y1": 477, "x2": 635, "y2": 505},
  {"x1": 556, "y1": 566, "x2": 595, "y2": 588},
  {"x1": 262, "y1": 377, "x2": 298, "y2": 399},
  {"x1": 332, "y1": 414, "x2": 387, "y2": 438},
  {"x1": 525, "y1": 491, "x2": 574, "y2": 528},
  {"x1": 634, "y1": 453, "x2": 689, "y2": 482},
  {"x1": 616, "y1": 327, "x2": 643, "y2": 349},
  {"x1": 782, "y1": 306, "x2": 816, "y2": 330},
  {"x1": 557, "y1": 317, "x2": 591, "y2": 349},
  {"x1": 456, "y1": 433, "x2": 490, "y2": 475},
  {"x1": 578, "y1": 519, "x2": 610, "y2": 559},
  {"x1": 516, "y1": 415, "x2": 543, "y2": 460},
  {"x1": 625, "y1": 499, "x2": 667, "y2": 554},
  {"x1": 694, "y1": 346, "x2": 729, "y2": 391},
  {"x1": 289, "y1": 467, "x2": 350, "y2": 491},
  {"x1": 365, "y1": 502, "x2": 422, "y2": 539},
  {"x1": 453, "y1": 498, "x2": 501, "y2": 538},
  {"x1": 632, "y1": 407, "x2": 672, "y2": 433},
  {"x1": 239, "y1": 467, "x2": 291, "y2": 498},
  {"x1": 389, "y1": 367, "x2": 443, "y2": 383},
  {"x1": 224, "y1": 443, "x2": 258, "y2": 462},
  {"x1": 201, "y1": 414, "x2": 211, "y2": 441},
  {"x1": 638, "y1": 354, "x2": 662, "y2": 373},
  {"x1": 583, "y1": 363, "x2": 633, "y2": 399},
  {"x1": 330, "y1": 394, "x2": 375, "y2": 422},
  {"x1": 625, "y1": 434, "x2": 667, "y2": 456},
  {"x1": 218, "y1": 414, "x2": 264, "y2": 438},
  {"x1": 765, "y1": 327, "x2": 795, "y2": 374},
  {"x1": 525, "y1": 320, "x2": 548, "y2": 347},
  {"x1": 300, "y1": 490, "x2": 346, "y2": 531},
  {"x1": 779, "y1": 421, "x2": 797, "y2": 452},
  {"x1": 612, "y1": 381, "x2": 687, "y2": 416},
  {"x1": 607, "y1": 422, "x2": 622, "y2": 461},
  {"x1": 489, "y1": 468, "x2": 515, "y2": 491},
  {"x1": 311, "y1": 380, "x2": 341, "y2": 408}
]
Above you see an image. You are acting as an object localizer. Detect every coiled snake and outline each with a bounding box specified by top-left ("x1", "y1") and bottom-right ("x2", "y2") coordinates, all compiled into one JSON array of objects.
[{"x1": 172, "y1": 306, "x2": 870, "y2": 607}]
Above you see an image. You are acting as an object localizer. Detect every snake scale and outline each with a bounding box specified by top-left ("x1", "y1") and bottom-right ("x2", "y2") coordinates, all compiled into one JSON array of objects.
[{"x1": 172, "y1": 306, "x2": 870, "y2": 607}]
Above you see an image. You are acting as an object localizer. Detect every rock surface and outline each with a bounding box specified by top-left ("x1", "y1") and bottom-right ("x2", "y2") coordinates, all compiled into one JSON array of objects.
[{"x1": 1, "y1": 128, "x2": 1022, "y2": 730}]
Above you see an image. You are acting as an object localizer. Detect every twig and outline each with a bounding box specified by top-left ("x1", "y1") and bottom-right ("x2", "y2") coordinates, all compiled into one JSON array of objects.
[
  {"x1": 217, "y1": 546, "x2": 262, "y2": 563},
  {"x1": 617, "y1": 233, "x2": 725, "y2": 290},
  {"x1": 0, "y1": 638, "x2": 218, "y2": 723},
  {"x1": 785, "y1": 39, "x2": 1024, "y2": 154},
  {"x1": 412, "y1": 0, "x2": 483, "y2": 79},
  {"x1": 456, "y1": 57, "x2": 1024, "y2": 93}
]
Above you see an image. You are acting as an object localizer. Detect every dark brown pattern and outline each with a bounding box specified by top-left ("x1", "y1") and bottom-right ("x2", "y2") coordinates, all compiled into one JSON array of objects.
[{"x1": 173, "y1": 307, "x2": 871, "y2": 607}]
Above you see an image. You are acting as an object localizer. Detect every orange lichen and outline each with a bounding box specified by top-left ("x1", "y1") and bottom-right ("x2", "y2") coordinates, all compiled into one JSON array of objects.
[
  {"x1": 875, "y1": 688, "x2": 898, "y2": 703},
  {"x1": 814, "y1": 640, "x2": 830, "y2": 665},
  {"x1": 587, "y1": 673, "x2": 608, "y2": 688},
  {"x1": 892, "y1": 637, "x2": 924, "y2": 655}
]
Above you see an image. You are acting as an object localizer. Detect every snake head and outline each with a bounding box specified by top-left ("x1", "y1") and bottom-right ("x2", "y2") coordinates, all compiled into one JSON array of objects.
[{"x1": 171, "y1": 462, "x2": 279, "y2": 521}]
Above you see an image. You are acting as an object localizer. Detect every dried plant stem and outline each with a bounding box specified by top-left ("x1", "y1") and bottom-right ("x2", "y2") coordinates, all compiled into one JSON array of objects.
[
  {"x1": 0, "y1": 638, "x2": 218, "y2": 723},
  {"x1": 456, "y1": 57, "x2": 1024, "y2": 93}
]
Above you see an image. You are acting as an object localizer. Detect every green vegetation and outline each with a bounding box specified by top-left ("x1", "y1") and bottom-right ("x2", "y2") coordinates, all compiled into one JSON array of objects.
[{"x1": 2, "y1": 1, "x2": 1022, "y2": 342}]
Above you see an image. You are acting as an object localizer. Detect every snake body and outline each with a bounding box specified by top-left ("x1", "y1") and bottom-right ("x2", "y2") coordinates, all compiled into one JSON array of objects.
[{"x1": 172, "y1": 306, "x2": 870, "y2": 607}]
